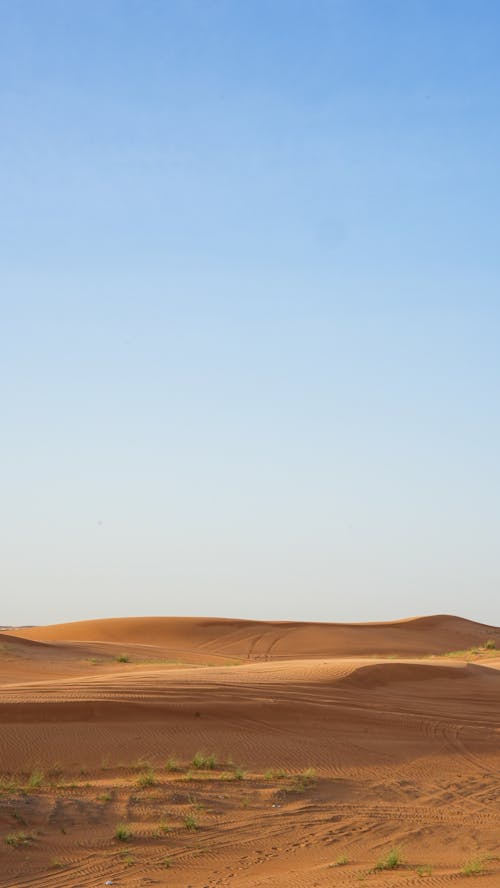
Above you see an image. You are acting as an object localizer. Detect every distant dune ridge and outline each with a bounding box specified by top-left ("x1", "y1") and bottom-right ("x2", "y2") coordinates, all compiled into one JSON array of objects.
[
  {"x1": 5, "y1": 612, "x2": 500, "y2": 658},
  {"x1": 1, "y1": 614, "x2": 500, "y2": 886}
]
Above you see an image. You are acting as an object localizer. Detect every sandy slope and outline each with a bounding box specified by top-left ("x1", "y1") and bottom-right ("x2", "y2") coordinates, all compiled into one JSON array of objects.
[
  {"x1": 1, "y1": 615, "x2": 500, "y2": 886},
  {"x1": 7, "y1": 612, "x2": 500, "y2": 658}
]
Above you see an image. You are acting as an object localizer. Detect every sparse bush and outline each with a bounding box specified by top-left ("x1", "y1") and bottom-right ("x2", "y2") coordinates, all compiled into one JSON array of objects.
[
  {"x1": 264, "y1": 768, "x2": 286, "y2": 780},
  {"x1": 5, "y1": 831, "x2": 35, "y2": 847},
  {"x1": 485, "y1": 640, "x2": 496, "y2": 650},
  {"x1": 98, "y1": 792, "x2": 112, "y2": 802},
  {"x1": 152, "y1": 820, "x2": 170, "y2": 838},
  {"x1": 373, "y1": 848, "x2": 402, "y2": 871},
  {"x1": 165, "y1": 756, "x2": 179, "y2": 772},
  {"x1": 27, "y1": 769, "x2": 44, "y2": 790},
  {"x1": 161, "y1": 857, "x2": 172, "y2": 868},
  {"x1": 121, "y1": 853, "x2": 135, "y2": 866},
  {"x1": 291, "y1": 768, "x2": 317, "y2": 791},
  {"x1": 221, "y1": 767, "x2": 245, "y2": 782},
  {"x1": 0, "y1": 776, "x2": 21, "y2": 794},
  {"x1": 116, "y1": 654, "x2": 130, "y2": 663},
  {"x1": 192, "y1": 752, "x2": 216, "y2": 770},
  {"x1": 115, "y1": 823, "x2": 132, "y2": 842},
  {"x1": 462, "y1": 858, "x2": 484, "y2": 876},
  {"x1": 51, "y1": 858, "x2": 65, "y2": 868},
  {"x1": 416, "y1": 864, "x2": 433, "y2": 876},
  {"x1": 184, "y1": 813, "x2": 199, "y2": 830},
  {"x1": 137, "y1": 768, "x2": 155, "y2": 788},
  {"x1": 56, "y1": 781, "x2": 79, "y2": 790},
  {"x1": 330, "y1": 854, "x2": 349, "y2": 867}
]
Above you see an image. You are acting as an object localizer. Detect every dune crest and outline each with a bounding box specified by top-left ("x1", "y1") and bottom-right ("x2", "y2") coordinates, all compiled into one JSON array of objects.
[{"x1": 5, "y1": 612, "x2": 499, "y2": 659}]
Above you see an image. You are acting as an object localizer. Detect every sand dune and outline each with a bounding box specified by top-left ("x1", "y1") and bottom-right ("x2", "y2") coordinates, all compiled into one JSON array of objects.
[
  {"x1": 7, "y1": 612, "x2": 500, "y2": 658},
  {"x1": 1, "y1": 615, "x2": 500, "y2": 886},
  {"x1": 0, "y1": 633, "x2": 57, "y2": 653}
]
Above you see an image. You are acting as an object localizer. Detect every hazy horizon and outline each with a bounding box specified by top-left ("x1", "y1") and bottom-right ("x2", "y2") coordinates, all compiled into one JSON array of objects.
[{"x1": 2, "y1": 1, "x2": 499, "y2": 627}]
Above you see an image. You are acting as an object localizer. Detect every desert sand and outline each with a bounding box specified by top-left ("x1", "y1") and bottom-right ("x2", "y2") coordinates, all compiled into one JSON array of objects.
[{"x1": 1, "y1": 614, "x2": 500, "y2": 886}]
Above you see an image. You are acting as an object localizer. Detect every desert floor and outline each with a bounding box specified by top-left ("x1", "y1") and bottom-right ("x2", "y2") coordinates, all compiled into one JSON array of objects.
[{"x1": 1, "y1": 614, "x2": 500, "y2": 887}]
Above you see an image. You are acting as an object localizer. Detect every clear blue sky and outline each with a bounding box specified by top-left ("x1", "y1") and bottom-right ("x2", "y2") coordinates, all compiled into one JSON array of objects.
[{"x1": 1, "y1": 1, "x2": 499, "y2": 626}]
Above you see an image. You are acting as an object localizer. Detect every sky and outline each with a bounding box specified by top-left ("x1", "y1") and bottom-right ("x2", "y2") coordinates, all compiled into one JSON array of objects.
[{"x1": 1, "y1": 0, "x2": 499, "y2": 627}]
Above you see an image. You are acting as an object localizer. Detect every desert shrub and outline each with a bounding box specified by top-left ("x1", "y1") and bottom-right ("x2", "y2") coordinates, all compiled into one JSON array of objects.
[
  {"x1": 184, "y1": 813, "x2": 199, "y2": 830},
  {"x1": 0, "y1": 776, "x2": 22, "y2": 794},
  {"x1": 27, "y1": 769, "x2": 44, "y2": 790},
  {"x1": 291, "y1": 768, "x2": 317, "y2": 791},
  {"x1": 264, "y1": 768, "x2": 286, "y2": 780},
  {"x1": 330, "y1": 854, "x2": 349, "y2": 867},
  {"x1": 462, "y1": 858, "x2": 484, "y2": 876},
  {"x1": 192, "y1": 752, "x2": 216, "y2": 770},
  {"x1": 121, "y1": 853, "x2": 135, "y2": 866},
  {"x1": 137, "y1": 768, "x2": 155, "y2": 788},
  {"x1": 51, "y1": 858, "x2": 65, "y2": 868},
  {"x1": 485, "y1": 639, "x2": 496, "y2": 650},
  {"x1": 165, "y1": 756, "x2": 179, "y2": 772},
  {"x1": 374, "y1": 848, "x2": 402, "y2": 871},
  {"x1": 5, "y1": 832, "x2": 35, "y2": 847},
  {"x1": 116, "y1": 653, "x2": 130, "y2": 663},
  {"x1": 221, "y1": 767, "x2": 245, "y2": 782},
  {"x1": 115, "y1": 823, "x2": 132, "y2": 842}
]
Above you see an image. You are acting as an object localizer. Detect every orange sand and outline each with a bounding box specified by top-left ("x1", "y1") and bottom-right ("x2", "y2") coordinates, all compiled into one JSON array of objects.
[{"x1": 1, "y1": 614, "x2": 500, "y2": 886}]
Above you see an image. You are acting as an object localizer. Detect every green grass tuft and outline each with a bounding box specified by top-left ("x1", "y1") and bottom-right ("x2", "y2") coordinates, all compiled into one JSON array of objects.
[
  {"x1": 137, "y1": 768, "x2": 155, "y2": 788},
  {"x1": 291, "y1": 768, "x2": 317, "y2": 791},
  {"x1": 264, "y1": 768, "x2": 286, "y2": 780},
  {"x1": 373, "y1": 848, "x2": 402, "y2": 871},
  {"x1": 121, "y1": 852, "x2": 135, "y2": 866},
  {"x1": 330, "y1": 854, "x2": 349, "y2": 867},
  {"x1": 462, "y1": 858, "x2": 485, "y2": 876},
  {"x1": 152, "y1": 820, "x2": 171, "y2": 838},
  {"x1": 165, "y1": 756, "x2": 179, "y2": 772},
  {"x1": 0, "y1": 777, "x2": 20, "y2": 794},
  {"x1": 192, "y1": 752, "x2": 216, "y2": 770},
  {"x1": 5, "y1": 831, "x2": 36, "y2": 847},
  {"x1": 51, "y1": 857, "x2": 66, "y2": 868},
  {"x1": 416, "y1": 864, "x2": 433, "y2": 876},
  {"x1": 115, "y1": 823, "x2": 132, "y2": 842},
  {"x1": 27, "y1": 769, "x2": 44, "y2": 790}
]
